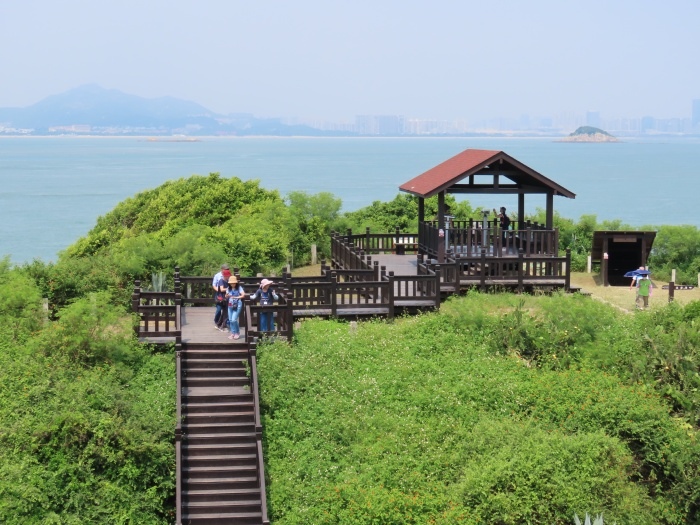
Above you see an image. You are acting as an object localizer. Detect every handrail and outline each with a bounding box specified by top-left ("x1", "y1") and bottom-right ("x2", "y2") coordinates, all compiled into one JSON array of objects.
[
  {"x1": 249, "y1": 341, "x2": 269, "y2": 524},
  {"x1": 174, "y1": 336, "x2": 183, "y2": 525},
  {"x1": 132, "y1": 280, "x2": 181, "y2": 338}
]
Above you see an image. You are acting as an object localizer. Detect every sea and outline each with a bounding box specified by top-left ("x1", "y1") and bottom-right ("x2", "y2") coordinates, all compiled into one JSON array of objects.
[{"x1": 1, "y1": 135, "x2": 700, "y2": 265}]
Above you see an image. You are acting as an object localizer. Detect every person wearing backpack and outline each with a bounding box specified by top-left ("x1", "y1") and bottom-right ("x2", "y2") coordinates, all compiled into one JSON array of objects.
[
  {"x1": 493, "y1": 207, "x2": 511, "y2": 247},
  {"x1": 212, "y1": 264, "x2": 231, "y2": 330},
  {"x1": 494, "y1": 207, "x2": 510, "y2": 230},
  {"x1": 249, "y1": 279, "x2": 279, "y2": 333}
]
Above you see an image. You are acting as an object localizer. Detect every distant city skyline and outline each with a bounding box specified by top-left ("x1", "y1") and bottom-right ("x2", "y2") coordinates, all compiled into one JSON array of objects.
[{"x1": 1, "y1": 83, "x2": 697, "y2": 137}]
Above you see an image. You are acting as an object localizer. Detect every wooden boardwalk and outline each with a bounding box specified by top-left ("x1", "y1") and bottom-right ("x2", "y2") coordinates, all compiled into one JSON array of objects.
[
  {"x1": 371, "y1": 254, "x2": 419, "y2": 276},
  {"x1": 180, "y1": 306, "x2": 248, "y2": 344}
]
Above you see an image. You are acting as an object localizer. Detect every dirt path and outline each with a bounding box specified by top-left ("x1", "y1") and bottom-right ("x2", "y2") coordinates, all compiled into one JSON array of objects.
[{"x1": 570, "y1": 272, "x2": 699, "y2": 312}]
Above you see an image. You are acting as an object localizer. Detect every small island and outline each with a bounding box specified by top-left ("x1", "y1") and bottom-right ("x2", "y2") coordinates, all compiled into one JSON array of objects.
[{"x1": 556, "y1": 126, "x2": 620, "y2": 143}]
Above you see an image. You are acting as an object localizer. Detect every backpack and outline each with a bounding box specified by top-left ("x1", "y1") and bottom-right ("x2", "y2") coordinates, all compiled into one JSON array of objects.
[
  {"x1": 258, "y1": 289, "x2": 274, "y2": 306},
  {"x1": 502, "y1": 214, "x2": 511, "y2": 230}
]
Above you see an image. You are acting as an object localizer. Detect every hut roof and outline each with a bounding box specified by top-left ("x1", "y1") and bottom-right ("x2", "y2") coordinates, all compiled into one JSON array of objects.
[{"x1": 399, "y1": 149, "x2": 576, "y2": 199}]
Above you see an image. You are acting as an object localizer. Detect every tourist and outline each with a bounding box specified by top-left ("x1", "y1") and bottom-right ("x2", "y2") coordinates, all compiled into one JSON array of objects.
[
  {"x1": 225, "y1": 275, "x2": 246, "y2": 340},
  {"x1": 493, "y1": 206, "x2": 511, "y2": 231},
  {"x1": 493, "y1": 206, "x2": 511, "y2": 247},
  {"x1": 249, "y1": 279, "x2": 279, "y2": 333},
  {"x1": 636, "y1": 273, "x2": 653, "y2": 310},
  {"x1": 629, "y1": 266, "x2": 645, "y2": 303},
  {"x1": 212, "y1": 264, "x2": 231, "y2": 329}
]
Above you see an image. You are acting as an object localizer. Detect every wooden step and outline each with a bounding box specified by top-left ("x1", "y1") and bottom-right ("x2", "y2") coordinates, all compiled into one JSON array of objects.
[
  {"x1": 184, "y1": 464, "x2": 258, "y2": 478},
  {"x1": 184, "y1": 453, "x2": 257, "y2": 468},
  {"x1": 185, "y1": 367, "x2": 248, "y2": 379},
  {"x1": 183, "y1": 376, "x2": 250, "y2": 388},
  {"x1": 180, "y1": 510, "x2": 262, "y2": 525},
  {"x1": 183, "y1": 475, "x2": 259, "y2": 491},
  {"x1": 183, "y1": 487, "x2": 260, "y2": 503},
  {"x1": 184, "y1": 399, "x2": 254, "y2": 414},
  {"x1": 185, "y1": 410, "x2": 255, "y2": 424},
  {"x1": 183, "y1": 442, "x2": 256, "y2": 457},
  {"x1": 184, "y1": 421, "x2": 255, "y2": 434},
  {"x1": 184, "y1": 499, "x2": 262, "y2": 514},
  {"x1": 185, "y1": 358, "x2": 248, "y2": 369},
  {"x1": 184, "y1": 431, "x2": 257, "y2": 446}
]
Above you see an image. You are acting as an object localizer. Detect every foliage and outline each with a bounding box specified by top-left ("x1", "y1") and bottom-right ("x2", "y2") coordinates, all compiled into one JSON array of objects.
[
  {"x1": 340, "y1": 193, "x2": 477, "y2": 234},
  {"x1": 259, "y1": 296, "x2": 700, "y2": 524},
  {"x1": 649, "y1": 225, "x2": 700, "y2": 284},
  {"x1": 0, "y1": 276, "x2": 175, "y2": 523},
  {"x1": 285, "y1": 191, "x2": 342, "y2": 267}
]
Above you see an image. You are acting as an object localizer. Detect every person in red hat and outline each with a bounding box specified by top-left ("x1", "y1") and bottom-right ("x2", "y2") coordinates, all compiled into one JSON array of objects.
[{"x1": 212, "y1": 264, "x2": 231, "y2": 329}]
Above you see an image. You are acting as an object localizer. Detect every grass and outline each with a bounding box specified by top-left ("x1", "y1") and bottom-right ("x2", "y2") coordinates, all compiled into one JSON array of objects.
[{"x1": 570, "y1": 271, "x2": 700, "y2": 313}]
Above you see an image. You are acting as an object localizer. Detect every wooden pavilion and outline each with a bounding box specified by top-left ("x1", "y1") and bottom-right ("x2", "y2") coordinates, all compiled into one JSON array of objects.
[{"x1": 399, "y1": 148, "x2": 576, "y2": 263}]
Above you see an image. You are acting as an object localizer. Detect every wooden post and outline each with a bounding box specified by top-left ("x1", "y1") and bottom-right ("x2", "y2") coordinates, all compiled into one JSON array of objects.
[
  {"x1": 387, "y1": 271, "x2": 395, "y2": 320},
  {"x1": 132, "y1": 280, "x2": 141, "y2": 311},
  {"x1": 311, "y1": 244, "x2": 317, "y2": 265},
  {"x1": 517, "y1": 250, "x2": 524, "y2": 293},
  {"x1": 587, "y1": 255, "x2": 591, "y2": 273},
  {"x1": 434, "y1": 265, "x2": 442, "y2": 308},
  {"x1": 668, "y1": 281, "x2": 675, "y2": 303},
  {"x1": 330, "y1": 272, "x2": 337, "y2": 317},
  {"x1": 671, "y1": 269, "x2": 676, "y2": 283}
]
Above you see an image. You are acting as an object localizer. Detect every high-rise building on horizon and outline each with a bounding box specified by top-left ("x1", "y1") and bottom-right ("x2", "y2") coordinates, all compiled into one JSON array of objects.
[{"x1": 692, "y1": 99, "x2": 700, "y2": 129}]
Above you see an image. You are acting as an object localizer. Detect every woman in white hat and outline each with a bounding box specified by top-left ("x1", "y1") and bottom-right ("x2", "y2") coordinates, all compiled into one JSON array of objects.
[
  {"x1": 225, "y1": 275, "x2": 246, "y2": 339},
  {"x1": 249, "y1": 279, "x2": 279, "y2": 333}
]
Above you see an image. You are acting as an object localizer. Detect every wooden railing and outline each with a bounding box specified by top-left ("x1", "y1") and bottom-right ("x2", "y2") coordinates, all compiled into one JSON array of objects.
[
  {"x1": 243, "y1": 291, "x2": 294, "y2": 342},
  {"x1": 421, "y1": 222, "x2": 559, "y2": 259},
  {"x1": 174, "y1": 336, "x2": 183, "y2": 525},
  {"x1": 248, "y1": 340, "x2": 270, "y2": 524},
  {"x1": 422, "y1": 249, "x2": 572, "y2": 293},
  {"x1": 131, "y1": 279, "x2": 181, "y2": 337}
]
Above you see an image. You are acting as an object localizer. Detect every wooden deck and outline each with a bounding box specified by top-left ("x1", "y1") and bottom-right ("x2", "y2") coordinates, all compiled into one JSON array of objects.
[{"x1": 181, "y1": 307, "x2": 248, "y2": 344}]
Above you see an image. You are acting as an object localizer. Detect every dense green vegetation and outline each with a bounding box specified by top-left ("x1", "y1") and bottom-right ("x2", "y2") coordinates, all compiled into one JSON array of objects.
[
  {"x1": 0, "y1": 259, "x2": 175, "y2": 523},
  {"x1": 3, "y1": 172, "x2": 700, "y2": 523},
  {"x1": 261, "y1": 294, "x2": 700, "y2": 524}
]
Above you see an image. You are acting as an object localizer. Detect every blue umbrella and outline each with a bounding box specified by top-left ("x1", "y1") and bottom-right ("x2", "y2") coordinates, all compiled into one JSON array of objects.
[{"x1": 624, "y1": 269, "x2": 651, "y2": 277}]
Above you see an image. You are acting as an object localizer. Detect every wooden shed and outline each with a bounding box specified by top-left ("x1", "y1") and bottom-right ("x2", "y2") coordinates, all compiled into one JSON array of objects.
[{"x1": 592, "y1": 231, "x2": 657, "y2": 286}]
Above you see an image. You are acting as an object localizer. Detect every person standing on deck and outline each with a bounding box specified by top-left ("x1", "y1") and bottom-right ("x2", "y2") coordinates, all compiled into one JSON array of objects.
[
  {"x1": 493, "y1": 207, "x2": 511, "y2": 248},
  {"x1": 225, "y1": 275, "x2": 246, "y2": 340},
  {"x1": 249, "y1": 279, "x2": 279, "y2": 333},
  {"x1": 212, "y1": 264, "x2": 231, "y2": 329}
]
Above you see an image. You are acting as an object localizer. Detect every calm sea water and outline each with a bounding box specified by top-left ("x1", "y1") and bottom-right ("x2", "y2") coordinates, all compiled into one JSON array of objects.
[{"x1": 1, "y1": 136, "x2": 699, "y2": 265}]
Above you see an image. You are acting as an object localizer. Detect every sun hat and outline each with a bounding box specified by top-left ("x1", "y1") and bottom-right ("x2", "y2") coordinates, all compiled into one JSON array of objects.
[
  {"x1": 260, "y1": 278, "x2": 274, "y2": 289},
  {"x1": 228, "y1": 275, "x2": 238, "y2": 284}
]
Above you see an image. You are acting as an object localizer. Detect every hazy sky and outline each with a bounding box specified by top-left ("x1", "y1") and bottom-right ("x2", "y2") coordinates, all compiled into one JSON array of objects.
[{"x1": 1, "y1": 1, "x2": 698, "y2": 122}]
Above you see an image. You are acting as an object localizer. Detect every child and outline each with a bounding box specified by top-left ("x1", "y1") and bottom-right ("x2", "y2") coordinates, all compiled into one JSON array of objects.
[{"x1": 249, "y1": 279, "x2": 279, "y2": 333}]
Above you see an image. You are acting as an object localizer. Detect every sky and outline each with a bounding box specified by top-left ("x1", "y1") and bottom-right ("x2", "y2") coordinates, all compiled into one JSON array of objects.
[{"x1": 1, "y1": 1, "x2": 698, "y2": 123}]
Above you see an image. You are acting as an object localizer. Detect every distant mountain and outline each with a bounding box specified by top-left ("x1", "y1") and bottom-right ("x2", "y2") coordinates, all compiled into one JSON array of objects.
[{"x1": 0, "y1": 84, "x2": 339, "y2": 136}]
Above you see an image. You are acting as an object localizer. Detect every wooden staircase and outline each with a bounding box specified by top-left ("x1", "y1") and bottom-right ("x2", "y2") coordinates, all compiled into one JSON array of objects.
[{"x1": 180, "y1": 342, "x2": 266, "y2": 525}]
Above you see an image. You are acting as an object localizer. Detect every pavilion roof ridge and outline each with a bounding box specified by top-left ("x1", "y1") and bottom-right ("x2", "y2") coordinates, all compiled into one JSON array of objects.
[{"x1": 398, "y1": 148, "x2": 575, "y2": 199}]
